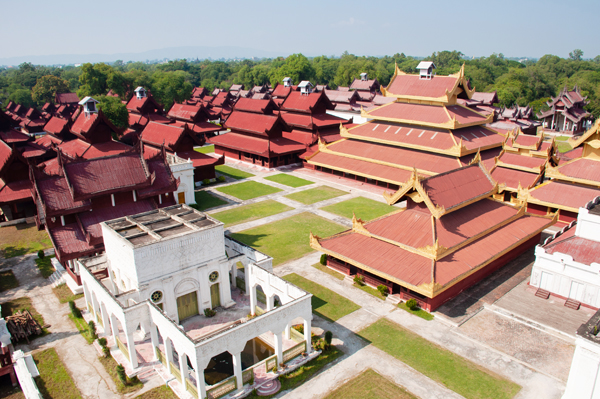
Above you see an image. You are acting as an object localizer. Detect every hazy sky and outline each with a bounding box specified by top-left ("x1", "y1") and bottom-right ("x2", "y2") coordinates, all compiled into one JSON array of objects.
[{"x1": 2, "y1": 0, "x2": 599, "y2": 59}]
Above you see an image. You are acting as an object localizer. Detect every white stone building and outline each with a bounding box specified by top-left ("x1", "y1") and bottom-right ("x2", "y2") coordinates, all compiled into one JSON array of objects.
[
  {"x1": 530, "y1": 197, "x2": 600, "y2": 309},
  {"x1": 167, "y1": 153, "x2": 196, "y2": 206},
  {"x1": 563, "y1": 310, "x2": 600, "y2": 398},
  {"x1": 80, "y1": 204, "x2": 314, "y2": 398}
]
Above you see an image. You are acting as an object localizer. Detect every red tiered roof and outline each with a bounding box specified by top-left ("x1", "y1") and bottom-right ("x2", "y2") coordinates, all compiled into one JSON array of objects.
[
  {"x1": 491, "y1": 167, "x2": 540, "y2": 190},
  {"x1": 35, "y1": 175, "x2": 92, "y2": 217},
  {"x1": 280, "y1": 91, "x2": 333, "y2": 114},
  {"x1": 498, "y1": 152, "x2": 546, "y2": 170},
  {"x1": 557, "y1": 158, "x2": 600, "y2": 183},
  {"x1": 529, "y1": 181, "x2": 600, "y2": 210},
  {"x1": 386, "y1": 74, "x2": 459, "y2": 98},
  {"x1": 0, "y1": 130, "x2": 30, "y2": 143},
  {"x1": 234, "y1": 98, "x2": 277, "y2": 114},
  {"x1": 44, "y1": 116, "x2": 70, "y2": 136},
  {"x1": 209, "y1": 132, "x2": 305, "y2": 156},
  {"x1": 223, "y1": 112, "x2": 287, "y2": 137},
  {"x1": 58, "y1": 139, "x2": 130, "y2": 159},
  {"x1": 271, "y1": 85, "x2": 292, "y2": 98},
  {"x1": 167, "y1": 103, "x2": 205, "y2": 122},
  {"x1": 0, "y1": 179, "x2": 32, "y2": 203},
  {"x1": 141, "y1": 122, "x2": 202, "y2": 152},
  {"x1": 368, "y1": 103, "x2": 488, "y2": 126}
]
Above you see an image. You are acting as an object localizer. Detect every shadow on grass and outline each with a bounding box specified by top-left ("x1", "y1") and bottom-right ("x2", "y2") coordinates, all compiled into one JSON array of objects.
[
  {"x1": 1, "y1": 246, "x2": 28, "y2": 258},
  {"x1": 226, "y1": 232, "x2": 269, "y2": 248},
  {"x1": 311, "y1": 296, "x2": 336, "y2": 323}
]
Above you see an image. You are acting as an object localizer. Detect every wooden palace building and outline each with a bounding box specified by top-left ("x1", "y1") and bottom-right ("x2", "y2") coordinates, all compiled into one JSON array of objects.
[
  {"x1": 311, "y1": 163, "x2": 555, "y2": 311},
  {"x1": 538, "y1": 86, "x2": 592, "y2": 134}
]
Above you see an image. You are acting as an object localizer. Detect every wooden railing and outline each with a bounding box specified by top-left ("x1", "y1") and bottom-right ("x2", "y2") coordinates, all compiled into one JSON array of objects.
[
  {"x1": 206, "y1": 374, "x2": 237, "y2": 399},
  {"x1": 255, "y1": 306, "x2": 265, "y2": 316},
  {"x1": 283, "y1": 341, "x2": 306, "y2": 363},
  {"x1": 290, "y1": 327, "x2": 304, "y2": 343},
  {"x1": 87, "y1": 302, "x2": 95, "y2": 319},
  {"x1": 186, "y1": 377, "x2": 198, "y2": 398},
  {"x1": 155, "y1": 348, "x2": 165, "y2": 364},
  {"x1": 96, "y1": 312, "x2": 103, "y2": 327},
  {"x1": 115, "y1": 336, "x2": 129, "y2": 361},
  {"x1": 242, "y1": 368, "x2": 253, "y2": 384},
  {"x1": 170, "y1": 361, "x2": 182, "y2": 382},
  {"x1": 265, "y1": 354, "x2": 277, "y2": 372}
]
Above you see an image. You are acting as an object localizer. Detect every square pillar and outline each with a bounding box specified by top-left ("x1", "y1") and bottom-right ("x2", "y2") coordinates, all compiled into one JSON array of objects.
[
  {"x1": 195, "y1": 361, "x2": 207, "y2": 399},
  {"x1": 164, "y1": 339, "x2": 173, "y2": 374},
  {"x1": 232, "y1": 351, "x2": 243, "y2": 391},
  {"x1": 150, "y1": 324, "x2": 159, "y2": 361},
  {"x1": 250, "y1": 286, "x2": 257, "y2": 316},
  {"x1": 100, "y1": 305, "x2": 110, "y2": 336},
  {"x1": 124, "y1": 327, "x2": 138, "y2": 369},
  {"x1": 273, "y1": 331, "x2": 283, "y2": 366},
  {"x1": 109, "y1": 314, "x2": 119, "y2": 342},
  {"x1": 304, "y1": 319, "x2": 312, "y2": 354},
  {"x1": 178, "y1": 352, "x2": 188, "y2": 384},
  {"x1": 285, "y1": 322, "x2": 291, "y2": 340},
  {"x1": 267, "y1": 295, "x2": 274, "y2": 311}
]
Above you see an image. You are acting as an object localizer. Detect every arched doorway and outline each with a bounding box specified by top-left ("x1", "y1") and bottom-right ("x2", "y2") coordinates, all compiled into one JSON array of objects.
[
  {"x1": 210, "y1": 283, "x2": 220, "y2": 308},
  {"x1": 177, "y1": 291, "x2": 199, "y2": 321}
]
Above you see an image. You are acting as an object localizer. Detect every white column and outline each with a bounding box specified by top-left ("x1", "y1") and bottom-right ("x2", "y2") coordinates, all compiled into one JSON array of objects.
[
  {"x1": 109, "y1": 314, "x2": 119, "y2": 342},
  {"x1": 230, "y1": 264, "x2": 236, "y2": 289},
  {"x1": 273, "y1": 331, "x2": 283, "y2": 366},
  {"x1": 285, "y1": 322, "x2": 291, "y2": 340},
  {"x1": 232, "y1": 351, "x2": 243, "y2": 390},
  {"x1": 100, "y1": 305, "x2": 110, "y2": 336},
  {"x1": 124, "y1": 326, "x2": 138, "y2": 369},
  {"x1": 179, "y1": 352, "x2": 188, "y2": 385},
  {"x1": 164, "y1": 339, "x2": 173, "y2": 374},
  {"x1": 195, "y1": 363, "x2": 206, "y2": 399},
  {"x1": 304, "y1": 318, "x2": 312, "y2": 354},
  {"x1": 150, "y1": 324, "x2": 159, "y2": 361},
  {"x1": 83, "y1": 283, "x2": 91, "y2": 312},
  {"x1": 267, "y1": 295, "x2": 274, "y2": 311},
  {"x1": 250, "y1": 286, "x2": 257, "y2": 316}
]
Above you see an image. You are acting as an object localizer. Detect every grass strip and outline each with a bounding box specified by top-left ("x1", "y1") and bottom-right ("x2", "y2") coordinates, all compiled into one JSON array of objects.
[
  {"x1": 215, "y1": 165, "x2": 254, "y2": 180},
  {"x1": 33, "y1": 348, "x2": 82, "y2": 399},
  {"x1": 264, "y1": 174, "x2": 313, "y2": 188},
  {"x1": 216, "y1": 181, "x2": 282, "y2": 201},
  {"x1": 283, "y1": 273, "x2": 360, "y2": 322},
  {"x1": 353, "y1": 283, "x2": 387, "y2": 300},
  {"x1": 35, "y1": 255, "x2": 55, "y2": 279},
  {"x1": 0, "y1": 269, "x2": 19, "y2": 292},
  {"x1": 68, "y1": 314, "x2": 94, "y2": 344},
  {"x1": 323, "y1": 368, "x2": 418, "y2": 399},
  {"x1": 192, "y1": 191, "x2": 229, "y2": 211},
  {"x1": 0, "y1": 223, "x2": 52, "y2": 258},
  {"x1": 194, "y1": 144, "x2": 214, "y2": 153},
  {"x1": 52, "y1": 284, "x2": 84, "y2": 303},
  {"x1": 135, "y1": 385, "x2": 178, "y2": 398},
  {"x1": 99, "y1": 355, "x2": 143, "y2": 394},
  {"x1": 321, "y1": 197, "x2": 396, "y2": 221},
  {"x1": 230, "y1": 212, "x2": 345, "y2": 266},
  {"x1": 359, "y1": 319, "x2": 520, "y2": 399},
  {"x1": 398, "y1": 302, "x2": 434, "y2": 321},
  {"x1": 311, "y1": 263, "x2": 344, "y2": 280},
  {"x1": 284, "y1": 186, "x2": 347, "y2": 205},
  {"x1": 211, "y1": 200, "x2": 292, "y2": 227}
]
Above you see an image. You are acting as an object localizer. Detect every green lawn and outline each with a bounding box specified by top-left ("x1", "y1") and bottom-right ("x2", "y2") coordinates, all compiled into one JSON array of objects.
[
  {"x1": 359, "y1": 319, "x2": 520, "y2": 399},
  {"x1": 33, "y1": 348, "x2": 82, "y2": 399},
  {"x1": 398, "y1": 302, "x2": 434, "y2": 321},
  {"x1": 0, "y1": 223, "x2": 52, "y2": 258},
  {"x1": 194, "y1": 144, "x2": 214, "y2": 153},
  {"x1": 192, "y1": 191, "x2": 228, "y2": 211},
  {"x1": 216, "y1": 181, "x2": 282, "y2": 201},
  {"x1": 230, "y1": 212, "x2": 345, "y2": 266},
  {"x1": 0, "y1": 269, "x2": 19, "y2": 292},
  {"x1": 53, "y1": 284, "x2": 84, "y2": 303},
  {"x1": 211, "y1": 200, "x2": 292, "y2": 227},
  {"x1": 215, "y1": 165, "x2": 255, "y2": 180},
  {"x1": 311, "y1": 263, "x2": 344, "y2": 280},
  {"x1": 284, "y1": 186, "x2": 347, "y2": 205},
  {"x1": 321, "y1": 197, "x2": 396, "y2": 221},
  {"x1": 134, "y1": 385, "x2": 178, "y2": 399},
  {"x1": 264, "y1": 174, "x2": 314, "y2": 188},
  {"x1": 100, "y1": 355, "x2": 143, "y2": 394},
  {"x1": 283, "y1": 273, "x2": 360, "y2": 321},
  {"x1": 1, "y1": 297, "x2": 47, "y2": 339},
  {"x1": 69, "y1": 313, "x2": 95, "y2": 344},
  {"x1": 35, "y1": 255, "x2": 55, "y2": 278},
  {"x1": 324, "y1": 368, "x2": 417, "y2": 399},
  {"x1": 354, "y1": 283, "x2": 387, "y2": 300}
]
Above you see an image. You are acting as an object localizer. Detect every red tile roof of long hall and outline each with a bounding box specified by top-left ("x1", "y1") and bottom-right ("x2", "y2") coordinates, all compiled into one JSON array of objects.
[
  {"x1": 35, "y1": 134, "x2": 62, "y2": 150},
  {"x1": 233, "y1": 98, "x2": 276, "y2": 114},
  {"x1": 542, "y1": 228, "x2": 600, "y2": 266},
  {"x1": 48, "y1": 223, "x2": 96, "y2": 260},
  {"x1": 419, "y1": 164, "x2": 495, "y2": 212},
  {"x1": 386, "y1": 74, "x2": 459, "y2": 98},
  {"x1": 513, "y1": 134, "x2": 541, "y2": 148},
  {"x1": 280, "y1": 112, "x2": 347, "y2": 130},
  {"x1": 35, "y1": 175, "x2": 92, "y2": 216},
  {"x1": 136, "y1": 153, "x2": 179, "y2": 199},
  {"x1": 167, "y1": 103, "x2": 204, "y2": 122},
  {"x1": 223, "y1": 112, "x2": 284, "y2": 136},
  {"x1": 498, "y1": 152, "x2": 547, "y2": 170},
  {"x1": 171, "y1": 120, "x2": 221, "y2": 135},
  {"x1": 368, "y1": 102, "x2": 488, "y2": 126},
  {"x1": 174, "y1": 150, "x2": 224, "y2": 168},
  {"x1": 271, "y1": 85, "x2": 292, "y2": 98},
  {"x1": 71, "y1": 112, "x2": 100, "y2": 135},
  {"x1": 128, "y1": 113, "x2": 148, "y2": 127},
  {"x1": 324, "y1": 139, "x2": 462, "y2": 174},
  {"x1": 55, "y1": 93, "x2": 79, "y2": 104},
  {"x1": 349, "y1": 79, "x2": 379, "y2": 91},
  {"x1": 556, "y1": 158, "x2": 600, "y2": 183},
  {"x1": 20, "y1": 143, "x2": 48, "y2": 158},
  {"x1": 528, "y1": 181, "x2": 600, "y2": 210},
  {"x1": 307, "y1": 151, "x2": 414, "y2": 185},
  {"x1": 0, "y1": 130, "x2": 30, "y2": 143},
  {"x1": 44, "y1": 116, "x2": 70, "y2": 135},
  {"x1": 63, "y1": 151, "x2": 151, "y2": 200},
  {"x1": 209, "y1": 132, "x2": 305, "y2": 156},
  {"x1": 491, "y1": 167, "x2": 541, "y2": 190},
  {"x1": 71, "y1": 110, "x2": 118, "y2": 142},
  {"x1": 141, "y1": 122, "x2": 193, "y2": 150},
  {"x1": 0, "y1": 141, "x2": 12, "y2": 173},
  {"x1": 280, "y1": 91, "x2": 333, "y2": 114},
  {"x1": 0, "y1": 179, "x2": 32, "y2": 203}
]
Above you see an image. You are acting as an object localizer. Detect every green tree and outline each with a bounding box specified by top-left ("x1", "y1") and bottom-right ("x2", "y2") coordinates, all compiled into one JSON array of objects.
[
  {"x1": 151, "y1": 71, "x2": 192, "y2": 110},
  {"x1": 97, "y1": 96, "x2": 129, "y2": 132},
  {"x1": 31, "y1": 75, "x2": 70, "y2": 105},
  {"x1": 8, "y1": 89, "x2": 35, "y2": 108},
  {"x1": 77, "y1": 63, "x2": 113, "y2": 98},
  {"x1": 269, "y1": 53, "x2": 315, "y2": 86},
  {"x1": 569, "y1": 49, "x2": 584, "y2": 61}
]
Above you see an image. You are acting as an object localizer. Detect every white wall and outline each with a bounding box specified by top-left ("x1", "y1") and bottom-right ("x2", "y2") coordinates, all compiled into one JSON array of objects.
[{"x1": 564, "y1": 337, "x2": 600, "y2": 399}]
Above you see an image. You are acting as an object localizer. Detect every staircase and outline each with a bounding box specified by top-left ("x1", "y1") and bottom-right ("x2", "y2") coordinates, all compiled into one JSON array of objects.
[
  {"x1": 565, "y1": 298, "x2": 581, "y2": 310},
  {"x1": 48, "y1": 269, "x2": 66, "y2": 288},
  {"x1": 136, "y1": 367, "x2": 157, "y2": 382},
  {"x1": 385, "y1": 294, "x2": 402, "y2": 305},
  {"x1": 535, "y1": 288, "x2": 550, "y2": 300},
  {"x1": 256, "y1": 379, "x2": 281, "y2": 396}
]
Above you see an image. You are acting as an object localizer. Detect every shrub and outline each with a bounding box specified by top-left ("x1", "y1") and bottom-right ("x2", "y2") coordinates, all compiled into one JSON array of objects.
[
  {"x1": 88, "y1": 321, "x2": 97, "y2": 340},
  {"x1": 202, "y1": 178, "x2": 211, "y2": 186},
  {"x1": 204, "y1": 308, "x2": 216, "y2": 317},
  {"x1": 320, "y1": 254, "x2": 327, "y2": 265},
  {"x1": 353, "y1": 275, "x2": 365, "y2": 286},
  {"x1": 377, "y1": 284, "x2": 390, "y2": 297},
  {"x1": 405, "y1": 298, "x2": 418, "y2": 310},
  {"x1": 103, "y1": 346, "x2": 111, "y2": 357},
  {"x1": 98, "y1": 338, "x2": 107, "y2": 347},
  {"x1": 324, "y1": 331, "x2": 333, "y2": 346},
  {"x1": 69, "y1": 301, "x2": 82, "y2": 318},
  {"x1": 116, "y1": 364, "x2": 127, "y2": 386},
  {"x1": 37, "y1": 250, "x2": 45, "y2": 259},
  {"x1": 272, "y1": 365, "x2": 278, "y2": 373},
  {"x1": 217, "y1": 176, "x2": 226, "y2": 182},
  {"x1": 292, "y1": 324, "x2": 304, "y2": 334}
]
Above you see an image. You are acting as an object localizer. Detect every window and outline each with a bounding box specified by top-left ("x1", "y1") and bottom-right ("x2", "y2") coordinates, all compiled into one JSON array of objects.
[
  {"x1": 151, "y1": 291, "x2": 163, "y2": 303},
  {"x1": 209, "y1": 271, "x2": 219, "y2": 283}
]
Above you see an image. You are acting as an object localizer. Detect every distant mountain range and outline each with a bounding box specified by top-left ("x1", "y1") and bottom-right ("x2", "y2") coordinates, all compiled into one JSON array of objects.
[{"x1": 0, "y1": 46, "x2": 292, "y2": 66}]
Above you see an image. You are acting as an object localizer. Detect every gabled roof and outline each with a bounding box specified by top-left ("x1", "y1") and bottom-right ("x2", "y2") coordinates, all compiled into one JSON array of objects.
[
  {"x1": 0, "y1": 130, "x2": 30, "y2": 144},
  {"x1": 167, "y1": 102, "x2": 206, "y2": 122},
  {"x1": 223, "y1": 111, "x2": 288, "y2": 137},
  {"x1": 349, "y1": 78, "x2": 380, "y2": 92},
  {"x1": 126, "y1": 94, "x2": 162, "y2": 114},
  {"x1": 568, "y1": 119, "x2": 600, "y2": 149},
  {"x1": 470, "y1": 91, "x2": 498, "y2": 106},
  {"x1": 280, "y1": 90, "x2": 334, "y2": 114},
  {"x1": 271, "y1": 84, "x2": 292, "y2": 99},
  {"x1": 55, "y1": 93, "x2": 79, "y2": 105},
  {"x1": 520, "y1": 181, "x2": 600, "y2": 213},
  {"x1": 44, "y1": 116, "x2": 70, "y2": 136},
  {"x1": 546, "y1": 157, "x2": 600, "y2": 186},
  {"x1": 233, "y1": 98, "x2": 277, "y2": 114},
  {"x1": 140, "y1": 122, "x2": 204, "y2": 152},
  {"x1": 32, "y1": 168, "x2": 92, "y2": 218},
  {"x1": 324, "y1": 89, "x2": 360, "y2": 104},
  {"x1": 191, "y1": 87, "x2": 208, "y2": 99},
  {"x1": 209, "y1": 132, "x2": 305, "y2": 156},
  {"x1": 0, "y1": 179, "x2": 32, "y2": 204},
  {"x1": 136, "y1": 148, "x2": 179, "y2": 198},
  {"x1": 71, "y1": 109, "x2": 119, "y2": 143}
]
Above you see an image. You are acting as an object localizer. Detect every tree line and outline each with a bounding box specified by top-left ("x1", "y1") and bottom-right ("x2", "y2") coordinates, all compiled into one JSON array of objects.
[{"x1": 1, "y1": 50, "x2": 599, "y2": 120}]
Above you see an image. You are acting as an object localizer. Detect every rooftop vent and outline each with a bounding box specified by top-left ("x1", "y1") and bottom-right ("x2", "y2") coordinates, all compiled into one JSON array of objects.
[
  {"x1": 78, "y1": 96, "x2": 99, "y2": 115},
  {"x1": 416, "y1": 61, "x2": 436, "y2": 80},
  {"x1": 134, "y1": 86, "x2": 147, "y2": 100},
  {"x1": 283, "y1": 77, "x2": 292, "y2": 87},
  {"x1": 360, "y1": 72, "x2": 368, "y2": 81},
  {"x1": 298, "y1": 81, "x2": 313, "y2": 95}
]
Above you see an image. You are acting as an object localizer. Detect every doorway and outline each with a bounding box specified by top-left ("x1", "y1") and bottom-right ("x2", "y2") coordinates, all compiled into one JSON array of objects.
[
  {"x1": 540, "y1": 271, "x2": 554, "y2": 291},
  {"x1": 176, "y1": 291, "x2": 199, "y2": 321},
  {"x1": 177, "y1": 192, "x2": 185, "y2": 204},
  {"x1": 210, "y1": 283, "x2": 220, "y2": 308},
  {"x1": 569, "y1": 281, "x2": 584, "y2": 302}
]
